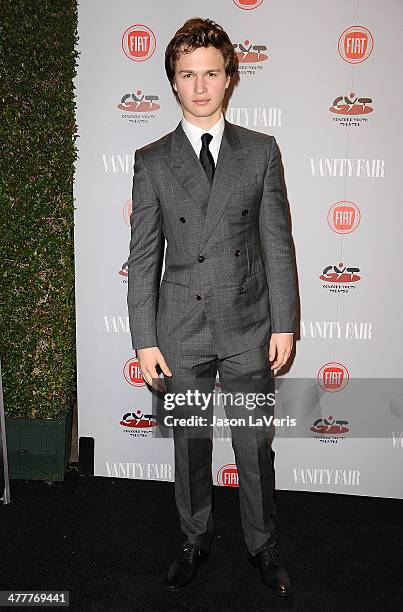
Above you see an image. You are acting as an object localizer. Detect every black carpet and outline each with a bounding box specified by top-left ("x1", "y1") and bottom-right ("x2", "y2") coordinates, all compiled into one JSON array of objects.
[{"x1": 1, "y1": 465, "x2": 402, "y2": 611}]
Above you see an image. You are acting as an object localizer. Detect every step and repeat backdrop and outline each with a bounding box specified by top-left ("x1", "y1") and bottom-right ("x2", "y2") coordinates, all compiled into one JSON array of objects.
[{"x1": 74, "y1": 0, "x2": 403, "y2": 498}]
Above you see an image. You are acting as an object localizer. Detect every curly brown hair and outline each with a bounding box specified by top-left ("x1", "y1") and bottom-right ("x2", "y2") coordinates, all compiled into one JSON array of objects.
[{"x1": 165, "y1": 17, "x2": 238, "y2": 90}]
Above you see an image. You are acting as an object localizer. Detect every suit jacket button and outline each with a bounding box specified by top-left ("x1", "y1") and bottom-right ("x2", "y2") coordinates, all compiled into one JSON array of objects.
[
  {"x1": 197, "y1": 255, "x2": 205, "y2": 263},
  {"x1": 239, "y1": 287, "x2": 244, "y2": 294},
  {"x1": 241, "y1": 209, "x2": 248, "y2": 216},
  {"x1": 234, "y1": 249, "x2": 241, "y2": 257},
  {"x1": 179, "y1": 216, "x2": 186, "y2": 223},
  {"x1": 195, "y1": 294, "x2": 202, "y2": 300}
]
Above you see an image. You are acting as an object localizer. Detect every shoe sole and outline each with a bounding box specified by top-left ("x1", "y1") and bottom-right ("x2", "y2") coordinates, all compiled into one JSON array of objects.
[{"x1": 164, "y1": 582, "x2": 190, "y2": 592}]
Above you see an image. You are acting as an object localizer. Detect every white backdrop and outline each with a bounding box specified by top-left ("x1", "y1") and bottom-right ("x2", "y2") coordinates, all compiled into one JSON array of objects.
[{"x1": 74, "y1": 0, "x2": 403, "y2": 498}]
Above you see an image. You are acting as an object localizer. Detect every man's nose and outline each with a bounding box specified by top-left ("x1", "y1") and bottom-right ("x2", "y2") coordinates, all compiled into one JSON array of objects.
[{"x1": 194, "y1": 76, "x2": 206, "y2": 93}]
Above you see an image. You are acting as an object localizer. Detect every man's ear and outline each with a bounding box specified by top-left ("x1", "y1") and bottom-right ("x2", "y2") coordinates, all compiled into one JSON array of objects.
[
  {"x1": 225, "y1": 75, "x2": 231, "y2": 89},
  {"x1": 172, "y1": 79, "x2": 178, "y2": 93}
]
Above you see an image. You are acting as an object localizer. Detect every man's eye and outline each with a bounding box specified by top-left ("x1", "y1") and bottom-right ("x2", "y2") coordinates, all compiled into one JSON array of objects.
[
  {"x1": 184, "y1": 74, "x2": 192, "y2": 78},
  {"x1": 208, "y1": 73, "x2": 217, "y2": 77}
]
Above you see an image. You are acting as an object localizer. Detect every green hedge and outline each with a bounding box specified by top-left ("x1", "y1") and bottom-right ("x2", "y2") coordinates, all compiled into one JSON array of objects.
[{"x1": 0, "y1": 1, "x2": 78, "y2": 418}]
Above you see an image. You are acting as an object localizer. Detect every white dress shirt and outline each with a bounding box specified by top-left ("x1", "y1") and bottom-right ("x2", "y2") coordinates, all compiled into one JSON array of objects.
[
  {"x1": 180, "y1": 113, "x2": 293, "y2": 337},
  {"x1": 181, "y1": 113, "x2": 224, "y2": 165}
]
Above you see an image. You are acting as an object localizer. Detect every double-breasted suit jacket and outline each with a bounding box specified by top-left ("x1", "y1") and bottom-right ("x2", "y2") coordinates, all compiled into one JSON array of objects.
[{"x1": 127, "y1": 118, "x2": 297, "y2": 358}]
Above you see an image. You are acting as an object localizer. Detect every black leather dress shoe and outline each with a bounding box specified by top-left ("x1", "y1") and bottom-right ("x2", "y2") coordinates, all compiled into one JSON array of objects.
[
  {"x1": 164, "y1": 543, "x2": 209, "y2": 591},
  {"x1": 248, "y1": 542, "x2": 292, "y2": 597}
]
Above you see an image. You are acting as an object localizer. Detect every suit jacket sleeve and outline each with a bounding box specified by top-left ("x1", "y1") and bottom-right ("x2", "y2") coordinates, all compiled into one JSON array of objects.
[
  {"x1": 259, "y1": 136, "x2": 297, "y2": 333},
  {"x1": 127, "y1": 149, "x2": 164, "y2": 351}
]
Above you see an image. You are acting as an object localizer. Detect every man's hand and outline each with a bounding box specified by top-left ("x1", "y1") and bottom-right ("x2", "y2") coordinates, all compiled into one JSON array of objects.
[
  {"x1": 269, "y1": 333, "x2": 293, "y2": 375},
  {"x1": 137, "y1": 347, "x2": 172, "y2": 392}
]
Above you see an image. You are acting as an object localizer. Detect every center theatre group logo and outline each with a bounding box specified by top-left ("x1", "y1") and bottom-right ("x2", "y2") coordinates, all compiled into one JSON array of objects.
[
  {"x1": 233, "y1": 39, "x2": 268, "y2": 76},
  {"x1": 327, "y1": 201, "x2": 361, "y2": 234},
  {"x1": 330, "y1": 93, "x2": 373, "y2": 115},
  {"x1": 122, "y1": 199, "x2": 132, "y2": 226},
  {"x1": 123, "y1": 357, "x2": 146, "y2": 387},
  {"x1": 310, "y1": 416, "x2": 350, "y2": 444},
  {"x1": 217, "y1": 464, "x2": 239, "y2": 487},
  {"x1": 118, "y1": 200, "x2": 133, "y2": 281},
  {"x1": 122, "y1": 24, "x2": 156, "y2": 62},
  {"x1": 338, "y1": 26, "x2": 374, "y2": 63},
  {"x1": 120, "y1": 410, "x2": 158, "y2": 438},
  {"x1": 329, "y1": 92, "x2": 373, "y2": 128},
  {"x1": 234, "y1": 40, "x2": 268, "y2": 63},
  {"x1": 317, "y1": 362, "x2": 349, "y2": 393},
  {"x1": 233, "y1": 0, "x2": 264, "y2": 9},
  {"x1": 119, "y1": 261, "x2": 128, "y2": 281},
  {"x1": 118, "y1": 90, "x2": 160, "y2": 125},
  {"x1": 320, "y1": 262, "x2": 361, "y2": 294}
]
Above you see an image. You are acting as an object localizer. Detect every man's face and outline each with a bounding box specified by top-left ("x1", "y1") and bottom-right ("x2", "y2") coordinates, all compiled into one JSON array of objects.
[{"x1": 172, "y1": 45, "x2": 230, "y2": 126}]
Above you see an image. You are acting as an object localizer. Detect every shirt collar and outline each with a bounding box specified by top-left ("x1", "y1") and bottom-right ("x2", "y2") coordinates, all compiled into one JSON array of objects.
[{"x1": 181, "y1": 113, "x2": 225, "y2": 149}]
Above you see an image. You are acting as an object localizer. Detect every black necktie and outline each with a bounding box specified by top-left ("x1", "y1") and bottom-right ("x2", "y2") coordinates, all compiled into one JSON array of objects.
[{"x1": 199, "y1": 133, "x2": 215, "y2": 184}]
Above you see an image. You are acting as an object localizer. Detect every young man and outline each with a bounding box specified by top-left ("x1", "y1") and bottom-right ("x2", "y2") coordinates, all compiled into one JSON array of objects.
[{"x1": 127, "y1": 18, "x2": 298, "y2": 597}]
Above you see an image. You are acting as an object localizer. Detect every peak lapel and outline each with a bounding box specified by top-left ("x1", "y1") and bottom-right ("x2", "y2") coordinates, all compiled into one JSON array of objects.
[{"x1": 167, "y1": 122, "x2": 211, "y2": 212}]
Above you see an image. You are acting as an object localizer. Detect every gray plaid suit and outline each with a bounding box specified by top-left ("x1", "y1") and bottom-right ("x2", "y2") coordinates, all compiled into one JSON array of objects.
[{"x1": 127, "y1": 118, "x2": 298, "y2": 555}]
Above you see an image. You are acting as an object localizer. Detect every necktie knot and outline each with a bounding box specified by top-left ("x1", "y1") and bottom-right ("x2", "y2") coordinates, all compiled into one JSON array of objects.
[
  {"x1": 199, "y1": 133, "x2": 215, "y2": 184},
  {"x1": 201, "y1": 132, "x2": 213, "y2": 147}
]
